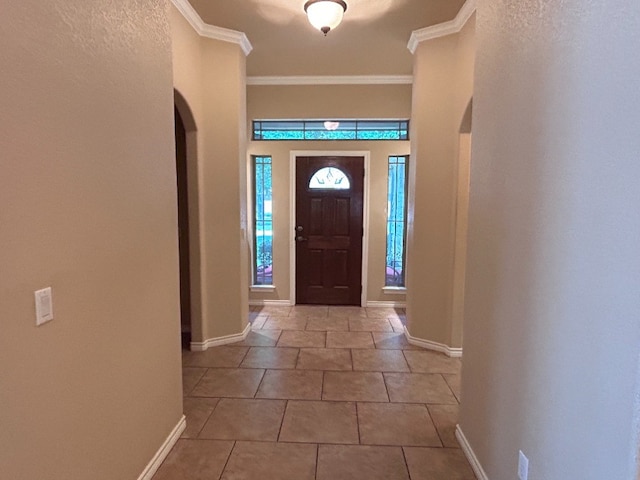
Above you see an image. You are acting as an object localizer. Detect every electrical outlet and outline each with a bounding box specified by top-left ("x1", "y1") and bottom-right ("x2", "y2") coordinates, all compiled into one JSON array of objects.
[
  {"x1": 518, "y1": 450, "x2": 529, "y2": 480},
  {"x1": 35, "y1": 287, "x2": 54, "y2": 326}
]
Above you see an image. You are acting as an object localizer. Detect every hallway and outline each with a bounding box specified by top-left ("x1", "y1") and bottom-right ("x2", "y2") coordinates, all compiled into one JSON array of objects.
[{"x1": 153, "y1": 306, "x2": 475, "y2": 479}]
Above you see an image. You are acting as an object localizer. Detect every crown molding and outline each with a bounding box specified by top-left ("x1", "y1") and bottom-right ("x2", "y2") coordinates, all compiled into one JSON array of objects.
[
  {"x1": 407, "y1": 0, "x2": 476, "y2": 54},
  {"x1": 247, "y1": 75, "x2": 413, "y2": 86},
  {"x1": 170, "y1": 0, "x2": 253, "y2": 56}
]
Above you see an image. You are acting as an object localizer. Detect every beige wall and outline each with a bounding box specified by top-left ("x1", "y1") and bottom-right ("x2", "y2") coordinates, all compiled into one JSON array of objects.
[
  {"x1": 247, "y1": 85, "x2": 411, "y2": 305},
  {"x1": 405, "y1": 15, "x2": 476, "y2": 348},
  {"x1": 171, "y1": 6, "x2": 249, "y2": 343},
  {"x1": 0, "y1": 1, "x2": 183, "y2": 478},
  {"x1": 460, "y1": 1, "x2": 640, "y2": 479}
]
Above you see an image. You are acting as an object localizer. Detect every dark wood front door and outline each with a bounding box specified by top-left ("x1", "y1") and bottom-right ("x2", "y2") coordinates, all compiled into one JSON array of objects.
[{"x1": 296, "y1": 156, "x2": 364, "y2": 305}]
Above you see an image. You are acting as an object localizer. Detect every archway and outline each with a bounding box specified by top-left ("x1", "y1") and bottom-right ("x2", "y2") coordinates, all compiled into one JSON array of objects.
[{"x1": 174, "y1": 89, "x2": 201, "y2": 349}]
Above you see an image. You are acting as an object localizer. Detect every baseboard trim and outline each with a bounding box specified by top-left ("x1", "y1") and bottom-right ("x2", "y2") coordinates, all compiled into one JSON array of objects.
[
  {"x1": 456, "y1": 425, "x2": 489, "y2": 480},
  {"x1": 404, "y1": 327, "x2": 463, "y2": 358},
  {"x1": 190, "y1": 324, "x2": 251, "y2": 352},
  {"x1": 249, "y1": 299, "x2": 294, "y2": 307},
  {"x1": 366, "y1": 301, "x2": 407, "y2": 308},
  {"x1": 137, "y1": 415, "x2": 186, "y2": 480}
]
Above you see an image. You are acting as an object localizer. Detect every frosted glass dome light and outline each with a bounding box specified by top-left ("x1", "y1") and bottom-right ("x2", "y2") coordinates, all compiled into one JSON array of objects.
[{"x1": 304, "y1": 0, "x2": 347, "y2": 36}]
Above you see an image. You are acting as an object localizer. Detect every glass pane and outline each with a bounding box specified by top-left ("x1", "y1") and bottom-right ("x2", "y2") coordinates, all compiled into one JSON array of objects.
[
  {"x1": 309, "y1": 167, "x2": 351, "y2": 190},
  {"x1": 253, "y1": 156, "x2": 273, "y2": 285},
  {"x1": 252, "y1": 120, "x2": 410, "y2": 141},
  {"x1": 386, "y1": 156, "x2": 408, "y2": 287}
]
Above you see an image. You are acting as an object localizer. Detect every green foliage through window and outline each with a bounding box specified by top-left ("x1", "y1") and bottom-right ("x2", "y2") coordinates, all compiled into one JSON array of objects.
[
  {"x1": 386, "y1": 156, "x2": 408, "y2": 287},
  {"x1": 253, "y1": 156, "x2": 273, "y2": 285}
]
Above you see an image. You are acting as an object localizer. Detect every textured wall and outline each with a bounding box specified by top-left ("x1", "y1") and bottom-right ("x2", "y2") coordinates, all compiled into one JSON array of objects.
[
  {"x1": 405, "y1": 15, "x2": 476, "y2": 348},
  {"x1": 0, "y1": 0, "x2": 183, "y2": 478},
  {"x1": 460, "y1": 1, "x2": 640, "y2": 478}
]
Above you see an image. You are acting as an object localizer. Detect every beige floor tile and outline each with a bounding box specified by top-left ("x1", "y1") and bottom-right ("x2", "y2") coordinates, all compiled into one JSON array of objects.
[
  {"x1": 329, "y1": 306, "x2": 368, "y2": 317},
  {"x1": 348, "y1": 318, "x2": 394, "y2": 332},
  {"x1": 326, "y1": 331, "x2": 375, "y2": 349},
  {"x1": 182, "y1": 346, "x2": 249, "y2": 368},
  {"x1": 428, "y1": 404, "x2": 460, "y2": 448},
  {"x1": 323, "y1": 371, "x2": 389, "y2": 402},
  {"x1": 199, "y1": 398, "x2": 286, "y2": 442},
  {"x1": 351, "y1": 349, "x2": 410, "y2": 372},
  {"x1": 277, "y1": 330, "x2": 326, "y2": 348},
  {"x1": 263, "y1": 317, "x2": 308, "y2": 331},
  {"x1": 306, "y1": 317, "x2": 349, "y2": 331},
  {"x1": 182, "y1": 367, "x2": 207, "y2": 395},
  {"x1": 181, "y1": 398, "x2": 219, "y2": 438},
  {"x1": 256, "y1": 370, "x2": 323, "y2": 400},
  {"x1": 357, "y1": 402, "x2": 442, "y2": 447},
  {"x1": 365, "y1": 307, "x2": 403, "y2": 318},
  {"x1": 153, "y1": 439, "x2": 233, "y2": 480},
  {"x1": 250, "y1": 317, "x2": 268, "y2": 330},
  {"x1": 372, "y1": 332, "x2": 420, "y2": 350},
  {"x1": 389, "y1": 317, "x2": 406, "y2": 332},
  {"x1": 289, "y1": 305, "x2": 329, "y2": 319},
  {"x1": 403, "y1": 447, "x2": 476, "y2": 480},
  {"x1": 254, "y1": 306, "x2": 292, "y2": 317},
  {"x1": 190, "y1": 368, "x2": 265, "y2": 398},
  {"x1": 279, "y1": 401, "x2": 359, "y2": 444},
  {"x1": 236, "y1": 329, "x2": 281, "y2": 347},
  {"x1": 384, "y1": 373, "x2": 458, "y2": 404},
  {"x1": 240, "y1": 347, "x2": 299, "y2": 369},
  {"x1": 403, "y1": 350, "x2": 462, "y2": 374},
  {"x1": 316, "y1": 445, "x2": 410, "y2": 480},
  {"x1": 296, "y1": 348, "x2": 353, "y2": 371},
  {"x1": 221, "y1": 441, "x2": 316, "y2": 480},
  {"x1": 443, "y1": 373, "x2": 462, "y2": 402}
]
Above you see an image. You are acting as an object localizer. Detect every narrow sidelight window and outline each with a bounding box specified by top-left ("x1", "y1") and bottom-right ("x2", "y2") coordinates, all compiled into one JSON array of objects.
[
  {"x1": 386, "y1": 156, "x2": 409, "y2": 287},
  {"x1": 253, "y1": 156, "x2": 273, "y2": 285}
]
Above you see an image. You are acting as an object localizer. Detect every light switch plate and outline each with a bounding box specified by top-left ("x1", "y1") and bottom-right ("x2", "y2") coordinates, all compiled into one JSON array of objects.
[{"x1": 35, "y1": 287, "x2": 54, "y2": 326}]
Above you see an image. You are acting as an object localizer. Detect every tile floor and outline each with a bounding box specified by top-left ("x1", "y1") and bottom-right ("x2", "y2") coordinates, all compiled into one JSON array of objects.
[{"x1": 154, "y1": 306, "x2": 475, "y2": 480}]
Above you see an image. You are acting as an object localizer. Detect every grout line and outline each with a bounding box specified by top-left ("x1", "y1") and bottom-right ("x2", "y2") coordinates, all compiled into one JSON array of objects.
[
  {"x1": 218, "y1": 440, "x2": 237, "y2": 480},
  {"x1": 253, "y1": 369, "x2": 267, "y2": 398},
  {"x1": 276, "y1": 399, "x2": 289, "y2": 441},
  {"x1": 425, "y1": 404, "x2": 445, "y2": 448},
  {"x1": 401, "y1": 349, "x2": 412, "y2": 373},
  {"x1": 320, "y1": 371, "x2": 326, "y2": 401},
  {"x1": 349, "y1": 348, "x2": 354, "y2": 371},
  {"x1": 401, "y1": 446, "x2": 413, "y2": 480},
  {"x1": 194, "y1": 397, "x2": 222, "y2": 439},
  {"x1": 314, "y1": 444, "x2": 320, "y2": 480},
  {"x1": 355, "y1": 402, "x2": 362, "y2": 444}
]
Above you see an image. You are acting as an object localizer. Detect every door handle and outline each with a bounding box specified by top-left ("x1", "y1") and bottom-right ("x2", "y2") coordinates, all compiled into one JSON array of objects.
[{"x1": 296, "y1": 236, "x2": 308, "y2": 242}]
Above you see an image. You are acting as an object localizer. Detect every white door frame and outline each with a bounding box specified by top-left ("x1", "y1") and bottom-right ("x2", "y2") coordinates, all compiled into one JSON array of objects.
[{"x1": 289, "y1": 150, "x2": 371, "y2": 307}]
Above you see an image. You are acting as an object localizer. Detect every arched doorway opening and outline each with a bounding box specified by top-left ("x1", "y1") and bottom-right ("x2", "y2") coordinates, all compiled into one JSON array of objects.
[{"x1": 174, "y1": 89, "x2": 200, "y2": 349}]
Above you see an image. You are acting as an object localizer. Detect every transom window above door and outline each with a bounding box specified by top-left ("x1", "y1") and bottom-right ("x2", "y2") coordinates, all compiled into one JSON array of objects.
[
  {"x1": 309, "y1": 167, "x2": 351, "y2": 190},
  {"x1": 252, "y1": 119, "x2": 410, "y2": 141}
]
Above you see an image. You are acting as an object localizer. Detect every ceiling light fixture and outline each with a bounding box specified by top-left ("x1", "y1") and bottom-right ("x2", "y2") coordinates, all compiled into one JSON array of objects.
[{"x1": 304, "y1": 0, "x2": 347, "y2": 36}]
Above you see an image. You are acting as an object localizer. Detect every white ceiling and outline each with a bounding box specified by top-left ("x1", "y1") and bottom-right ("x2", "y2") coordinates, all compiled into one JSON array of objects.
[{"x1": 187, "y1": 0, "x2": 466, "y2": 76}]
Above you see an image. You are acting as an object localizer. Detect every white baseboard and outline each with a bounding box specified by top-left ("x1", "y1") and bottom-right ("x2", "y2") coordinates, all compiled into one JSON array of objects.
[
  {"x1": 456, "y1": 425, "x2": 489, "y2": 480},
  {"x1": 404, "y1": 327, "x2": 463, "y2": 358},
  {"x1": 190, "y1": 324, "x2": 251, "y2": 351},
  {"x1": 366, "y1": 301, "x2": 407, "y2": 308},
  {"x1": 249, "y1": 299, "x2": 294, "y2": 307},
  {"x1": 137, "y1": 415, "x2": 186, "y2": 480}
]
